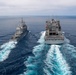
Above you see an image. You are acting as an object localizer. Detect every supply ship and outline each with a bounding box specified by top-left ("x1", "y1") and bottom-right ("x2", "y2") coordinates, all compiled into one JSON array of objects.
[
  {"x1": 44, "y1": 19, "x2": 64, "y2": 44},
  {"x1": 11, "y1": 19, "x2": 28, "y2": 42}
]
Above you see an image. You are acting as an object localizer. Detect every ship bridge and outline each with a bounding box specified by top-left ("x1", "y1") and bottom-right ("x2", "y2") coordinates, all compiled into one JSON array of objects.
[{"x1": 46, "y1": 19, "x2": 62, "y2": 36}]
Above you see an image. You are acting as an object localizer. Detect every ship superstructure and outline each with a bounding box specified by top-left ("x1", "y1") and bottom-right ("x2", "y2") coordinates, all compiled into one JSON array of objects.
[
  {"x1": 44, "y1": 19, "x2": 64, "y2": 44},
  {"x1": 11, "y1": 19, "x2": 28, "y2": 41}
]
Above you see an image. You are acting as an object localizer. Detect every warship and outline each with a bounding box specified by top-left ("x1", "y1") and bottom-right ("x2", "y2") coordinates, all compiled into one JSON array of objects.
[
  {"x1": 11, "y1": 19, "x2": 28, "y2": 42},
  {"x1": 44, "y1": 19, "x2": 64, "y2": 44}
]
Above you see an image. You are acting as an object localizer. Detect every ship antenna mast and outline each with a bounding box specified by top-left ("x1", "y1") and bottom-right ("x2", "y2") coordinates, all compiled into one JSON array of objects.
[
  {"x1": 21, "y1": 18, "x2": 25, "y2": 25},
  {"x1": 21, "y1": 18, "x2": 24, "y2": 23}
]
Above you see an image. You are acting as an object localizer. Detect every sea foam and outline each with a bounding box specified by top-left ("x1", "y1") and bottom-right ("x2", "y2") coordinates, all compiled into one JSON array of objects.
[{"x1": 0, "y1": 41, "x2": 17, "y2": 61}]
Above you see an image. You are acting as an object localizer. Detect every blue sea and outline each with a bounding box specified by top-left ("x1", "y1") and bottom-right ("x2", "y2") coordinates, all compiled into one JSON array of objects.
[{"x1": 0, "y1": 16, "x2": 76, "y2": 75}]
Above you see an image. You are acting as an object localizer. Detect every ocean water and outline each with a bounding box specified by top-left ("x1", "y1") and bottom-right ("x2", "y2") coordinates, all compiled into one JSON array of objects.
[{"x1": 0, "y1": 16, "x2": 76, "y2": 75}]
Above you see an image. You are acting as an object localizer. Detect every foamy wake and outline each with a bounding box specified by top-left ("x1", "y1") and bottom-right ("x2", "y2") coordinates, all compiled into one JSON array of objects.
[
  {"x1": 23, "y1": 44, "x2": 45, "y2": 75},
  {"x1": 20, "y1": 31, "x2": 46, "y2": 75},
  {"x1": 0, "y1": 41, "x2": 17, "y2": 62},
  {"x1": 20, "y1": 31, "x2": 72, "y2": 75},
  {"x1": 44, "y1": 45, "x2": 72, "y2": 75},
  {"x1": 37, "y1": 31, "x2": 45, "y2": 43},
  {"x1": 62, "y1": 44, "x2": 76, "y2": 58}
]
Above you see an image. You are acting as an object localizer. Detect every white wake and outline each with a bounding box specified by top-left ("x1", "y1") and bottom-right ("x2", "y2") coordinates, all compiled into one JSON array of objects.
[
  {"x1": 20, "y1": 31, "x2": 46, "y2": 75},
  {"x1": 0, "y1": 40, "x2": 17, "y2": 61},
  {"x1": 44, "y1": 45, "x2": 72, "y2": 75},
  {"x1": 20, "y1": 31, "x2": 72, "y2": 75}
]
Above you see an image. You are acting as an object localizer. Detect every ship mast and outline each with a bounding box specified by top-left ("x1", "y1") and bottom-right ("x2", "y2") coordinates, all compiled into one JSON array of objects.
[{"x1": 21, "y1": 18, "x2": 25, "y2": 25}]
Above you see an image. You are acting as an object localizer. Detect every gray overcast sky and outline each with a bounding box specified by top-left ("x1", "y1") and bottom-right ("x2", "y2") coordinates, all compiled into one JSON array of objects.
[{"x1": 0, "y1": 0, "x2": 76, "y2": 16}]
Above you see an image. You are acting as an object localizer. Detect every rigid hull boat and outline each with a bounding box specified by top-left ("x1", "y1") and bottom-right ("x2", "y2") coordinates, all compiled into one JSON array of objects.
[{"x1": 44, "y1": 19, "x2": 64, "y2": 44}]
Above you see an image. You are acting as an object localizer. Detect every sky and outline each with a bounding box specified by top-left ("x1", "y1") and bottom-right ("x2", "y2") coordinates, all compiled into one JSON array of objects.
[{"x1": 0, "y1": 0, "x2": 76, "y2": 16}]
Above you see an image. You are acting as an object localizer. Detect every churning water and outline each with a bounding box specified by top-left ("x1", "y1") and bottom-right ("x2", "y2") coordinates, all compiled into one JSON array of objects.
[{"x1": 0, "y1": 16, "x2": 76, "y2": 75}]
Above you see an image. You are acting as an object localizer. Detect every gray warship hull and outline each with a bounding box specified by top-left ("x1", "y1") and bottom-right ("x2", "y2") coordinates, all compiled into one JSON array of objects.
[
  {"x1": 10, "y1": 19, "x2": 28, "y2": 42},
  {"x1": 11, "y1": 30, "x2": 29, "y2": 42}
]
